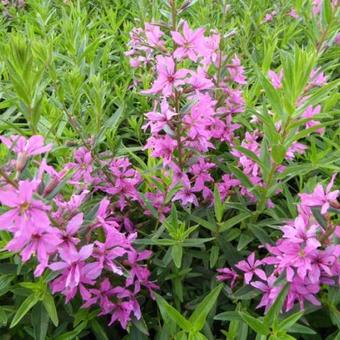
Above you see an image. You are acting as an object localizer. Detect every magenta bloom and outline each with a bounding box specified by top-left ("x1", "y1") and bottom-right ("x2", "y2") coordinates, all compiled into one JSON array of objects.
[
  {"x1": 309, "y1": 68, "x2": 327, "y2": 87},
  {"x1": 58, "y1": 213, "x2": 83, "y2": 252},
  {"x1": 251, "y1": 275, "x2": 282, "y2": 312},
  {"x1": 302, "y1": 105, "x2": 324, "y2": 134},
  {"x1": 144, "y1": 23, "x2": 164, "y2": 47},
  {"x1": 7, "y1": 225, "x2": 61, "y2": 276},
  {"x1": 235, "y1": 252, "x2": 267, "y2": 284},
  {"x1": 0, "y1": 135, "x2": 52, "y2": 172},
  {"x1": 268, "y1": 69, "x2": 283, "y2": 89},
  {"x1": 282, "y1": 215, "x2": 320, "y2": 248},
  {"x1": 143, "y1": 100, "x2": 177, "y2": 133},
  {"x1": 299, "y1": 175, "x2": 339, "y2": 214},
  {"x1": 289, "y1": 9, "x2": 300, "y2": 19},
  {"x1": 216, "y1": 267, "x2": 238, "y2": 288},
  {"x1": 142, "y1": 56, "x2": 189, "y2": 96},
  {"x1": 228, "y1": 56, "x2": 247, "y2": 84},
  {"x1": 172, "y1": 185, "x2": 199, "y2": 206},
  {"x1": 0, "y1": 180, "x2": 50, "y2": 233},
  {"x1": 50, "y1": 245, "x2": 100, "y2": 301},
  {"x1": 171, "y1": 21, "x2": 205, "y2": 61},
  {"x1": 67, "y1": 147, "x2": 93, "y2": 186},
  {"x1": 0, "y1": 135, "x2": 52, "y2": 156},
  {"x1": 82, "y1": 278, "x2": 115, "y2": 314}
]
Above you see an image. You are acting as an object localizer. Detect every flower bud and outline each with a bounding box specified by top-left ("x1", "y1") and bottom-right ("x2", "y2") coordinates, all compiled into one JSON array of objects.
[{"x1": 16, "y1": 152, "x2": 28, "y2": 173}]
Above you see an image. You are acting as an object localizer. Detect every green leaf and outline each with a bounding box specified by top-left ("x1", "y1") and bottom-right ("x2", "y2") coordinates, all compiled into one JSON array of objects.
[
  {"x1": 248, "y1": 224, "x2": 273, "y2": 245},
  {"x1": 287, "y1": 323, "x2": 316, "y2": 335},
  {"x1": 254, "y1": 67, "x2": 285, "y2": 119},
  {"x1": 237, "y1": 232, "x2": 254, "y2": 251},
  {"x1": 31, "y1": 303, "x2": 49, "y2": 340},
  {"x1": 155, "y1": 293, "x2": 192, "y2": 331},
  {"x1": 239, "y1": 312, "x2": 269, "y2": 335},
  {"x1": 189, "y1": 214, "x2": 216, "y2": 232},
  {"x1": 272, "y1": 144, "x2": 287, "y2": 164},
  {"x1": 232, "y1": 286, "x2": 261, "y2": 300},
  {"x1": 172, "y1": 245, "x2": 183, "y2": 268},
  {"x1": 42, "y1": 293, "x2": 59, "y2": 327},
  {"x1": 219, "y1": 212, "x2": 251, "y2": 233},
  {"x1": 214, "y1": 185, "x2": 223, "y2": 223},
  {"x1": 90, "y1": 319, "x2": 109, "y2": 340},
  {"x1": 10, "y1": 294, "x2": 39, "y2": 328},
  {"x1": 279, "y1": 311, "x2": 304, "y2": 331},
  {"x1": 55, "y1": 321, "x2": 88, "y2": 340},
  {"x1": 264, "y1": 284, "x2": 289, "y2": 326},
  {"x1": 189, "y1": 284, "x2": 223, "y2": 331},
  {"x1": 214, "y1": 311, "x2": 242, "y2": 322},
  {"x1": 209, "y1": 245, "x2": 219, "y2": 268}
]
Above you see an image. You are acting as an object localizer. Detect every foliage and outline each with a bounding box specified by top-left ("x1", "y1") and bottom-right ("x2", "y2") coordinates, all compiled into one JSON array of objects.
[{"x1": 0, "y1": 0, "x2": 339, "y2": 339}]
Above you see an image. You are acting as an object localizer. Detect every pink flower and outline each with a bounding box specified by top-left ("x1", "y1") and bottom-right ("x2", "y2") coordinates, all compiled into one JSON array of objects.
[
  {"x1": 50, "y1": 245, "x2": 100, "y2": 301},
  {"x1": 309, "y1": 68, "x2": 327, "y2": 87},
  {"x1": 235, "y1": 252, "x2": 267, "y2": 284},
  {"x1": 0, "y1": 180, "x2": 50, "y2": 233},
  {"x1": 144, "y1": 23, "x2": 164, "y2": 47},
  {"x1": 299, "y1": 175, "x2": 339, "y2": 214},
  {"x1": 263, "y1": 11, "x2": 277, "y2": 23},
  {"x1": 67, "y1": 147, "x2": 93, "y2": 186},
  {"x1": 201, "y1": 32, "x2": 220, "y2": 64},
  {"x1": 0, "y1": 135, "x2": 52, "y2": 172},
  {"x1": 109, "y1": 295, "x2": 140, "y2": 329},
  {"x1": 285, "y1": 142, "x2": 307, "y2": 160},
  {"x1": 143, "y1": 100, "x2": 177, "y2": 133},
  {"x1": 282, "y1": 215, "x2": 320, "y2": 248},
  {"x1": 312, "y1": 0, "x2": 322, "y2": 15},
  {"x1": 217, "y1": 175, "x2": 240, "y2": 201},
  {"x1": 217, "y1": 267, "x2": 238, "y2": 288},
  {"x1": 93, "y1": 230, "x2": 129, "y2": 275},
  {"x1": 251, "y1": 275, "x2": 281, "y2": 312},
  {"x1": 289, "y1": 9, "x2": 300, "y2": 19},
  {"x1": 57, "y1": 213, "x2": 83, "y2": 252},
  {"x1": 335, "y1": 33, "x2": 340, "y2": 45},
  {"x1": 268, "y1": 69, "x2": 283, "y2": 89},
  {"x1": 144, "y1": 134, "x2": 177, "y2": 164},
  {"x1": 142, "y1": 56, "x2": 189, "y2": 96},
  {"x1": 0, "y1": 135, "x2": 52, "y2": 156},
  {"x1": 172, "y1": 185, "x2": 199, "y2": 206},
  {"x1": 302, "y1": 105, "x2": 324, "y2": 134},
  {"x1": 276, "y1": 240, "x2": 319, "y2": 281},
  {"x1": 171, "y1": 21, "x2": 205, "y2": 61},
  {"x1": 285, "y1": 277, "x2": 320, "y2": 311},
  {"x1": 228, "y1": 56, "x2": 247, "y2": 84},
  {"x1": 82, "y1": 278, "x2": 115, "y2": 314},
  {"x1": 187, "y1": 68, "x2": 214, "y2": 91}
]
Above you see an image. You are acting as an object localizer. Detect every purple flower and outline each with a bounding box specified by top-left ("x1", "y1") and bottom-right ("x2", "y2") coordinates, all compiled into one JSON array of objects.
[
  {"x1": 216, "y1": 267, "x2": 238, "y2": 288},
  {"x1": 235, "y1": 252, "x2": 267, "y2": 284},
  {"x1": 7, "y1": 225, "x2": 61, "y2": 276},
  {"x1": 171, "y1": 21, "x2": 205, "y2": 62},
  {"x1": 49, "y1": 245, "x2": 100, "y2": 301},
  {"x1": 58, "y1": 213, "x2": 83, "y2": 252},
  {"x1": 251, "y1": 275, "x2": 281, "y2": 312},
  {"x1": 142, "y1": 56, "x2": 189, "y2": 96},
  {"x1": 268, "y1": 69, "x2": 283, "y2": 89},
  {"x1": 228, "y1": 56, "x2": 247, "y2": 84},
  {"x1": 0, "y1": 180, "x2": 50, "y2": 233},
  {"x1": 0, "y1": 135, "x2": 52, "y2": 172},
  {"x1": 299, "y1": 175, "x2": 339, "y2": 214}
]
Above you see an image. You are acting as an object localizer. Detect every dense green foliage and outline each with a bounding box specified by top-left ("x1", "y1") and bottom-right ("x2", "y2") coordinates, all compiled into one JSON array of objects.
[{"x1": 0, "y1": 0, "x2": 339, "y2": 339}]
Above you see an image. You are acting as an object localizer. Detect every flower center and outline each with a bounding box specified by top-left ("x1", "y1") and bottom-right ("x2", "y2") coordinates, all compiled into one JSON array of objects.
[{"x1": 19, "y1": 202, "x2": 30, "y2": 215}]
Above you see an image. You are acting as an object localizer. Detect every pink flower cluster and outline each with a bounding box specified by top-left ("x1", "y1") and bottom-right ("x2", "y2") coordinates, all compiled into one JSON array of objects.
[
  {"x1": 126, "y1": 20, "x2": 249, "y2": 209},
  {"x1": 218, "y1": 176, "x2": 340, "y2": 312},
  {"x1": 0, "y1": 135, "x2": 156, "y2": 329}
]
